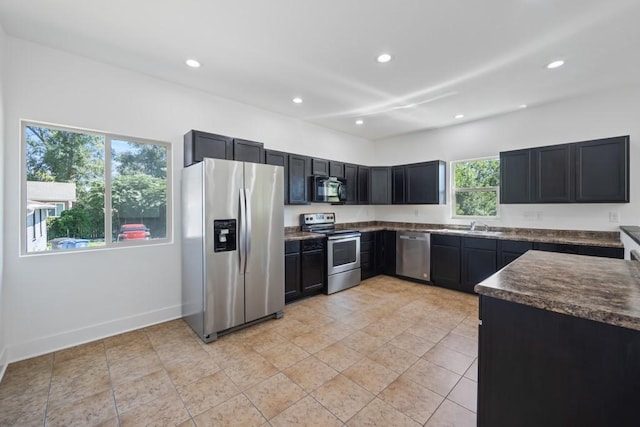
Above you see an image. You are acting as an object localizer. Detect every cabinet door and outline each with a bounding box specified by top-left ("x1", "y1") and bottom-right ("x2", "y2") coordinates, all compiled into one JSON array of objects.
[
  {"x1": 370, "y1": 167, "x2": 391, "y2": 205},
  {"x1": 392, "y1": 166, "x2": 405, "y2": 204},
  {"x1": 431, "y1": 234, "x2": 461, "y2": 289},
  {"x1": 462, "y1": 238, "x2": 497, "y2": 293},
  {"x1": 344, "y1": 164, "x2": 358, "y2": 204},
  {"x1": 534, "y1": 144, "x2": 573, "y2": 203},
  {"x1": 500, "y1": 149, "x2": 532, "y2": 203},
  {"x1": 575, "y1": 136, "x2": 629, "y2": 203},
  {"x1": 312, "y1": 158, "x2": 329, "y2": 176},
  {"x1": 534, "y1": 242, "x2": 580, "y2": 254},
  {"x1": 329, "y1": 161, "x2": 345, "y2": 178},
  {"x1": 360, "y1": 232, "x2": 375, "y2": 280},
  {"x1": 233, "y1": 138, "x2": 264, "y2": 164},
  {"x1": 285, "y1": 252, "x2": 300, "y2": 301},
  {"x1": 382, "y1": 231, "x2": 396, "y2": 275},
  {"x1": 288, "y1": 154, "x2": 310, "y2": 204},
  {"x1": 357, "y1": 166, "x2": 370, "y2": 204},
  {"x1": 264, "y1": 150, "x2": 289, "y2": 205},
  {"x1": 184, "y1": 131, "x2": 233, "y2": 167},
  {"x1": 301, "y1": 250, "x2": 325, "y2": 293},
  {"x1": 405, "y1": 161, "x2": 445, "y2": 204},
  {"x1": 578, "y1": 245, "x2": 624, "y2": 259}
]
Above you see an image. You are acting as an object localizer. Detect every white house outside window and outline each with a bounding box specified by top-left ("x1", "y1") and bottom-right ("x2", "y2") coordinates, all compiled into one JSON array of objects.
[{"x1": 22, "y1": 121, "x2": 171, "y2": 253}]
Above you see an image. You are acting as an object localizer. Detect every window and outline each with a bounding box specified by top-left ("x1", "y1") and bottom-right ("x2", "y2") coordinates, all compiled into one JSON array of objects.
[
  {"x1": 451, "y1": 157, "x2": 499, "y2": 218},
  {"x1": 22, "y1": 121, "x2": 171, "y2": 253}
]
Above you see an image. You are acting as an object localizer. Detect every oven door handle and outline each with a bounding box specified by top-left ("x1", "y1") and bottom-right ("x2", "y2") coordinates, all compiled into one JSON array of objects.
[{"x1": 327, "y1": 234, "x2": 360, "y2": 241}]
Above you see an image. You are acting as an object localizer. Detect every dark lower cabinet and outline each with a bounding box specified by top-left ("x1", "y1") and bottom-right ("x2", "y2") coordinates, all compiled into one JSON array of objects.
[
  {"x1": 300, "y1": 239, "x2": 325, "y2": 295},
  {"x1": 264, "y1": 149, "x2": 289, "y2": 204},
  {"x1": 288, "y1": 154, "x2": 310, "y2": 205},
  {"x1": 478, "y1": 296, "x2": 640, "y2": 427},
  {"x1": 462, "y1": 238, "x2": 497, "y2": 293},
  {"x1": 232, "y1": 138, "x2": 264, "y2": 164},
  {"x1": 382, "y1": 231, "x2": 396, "y2": 275},
  {"x1": 284, "y1": 241, "x2": 301, "y2": 302},
  {"x1": 285, "y1": 238, "x2": 325, "y2": 303},
  {"x1": 534, "y1": 242, "x2": 623, "y2": 259},
  {"x1": 498, "y1": 240, "x2": 533, "y2": 269},
  {"x1": 430, "y1": 234, "x2": 461, "y2": 290},
  {"x1": 360, "y1": 232, "x2": 376, "y2": 280}
]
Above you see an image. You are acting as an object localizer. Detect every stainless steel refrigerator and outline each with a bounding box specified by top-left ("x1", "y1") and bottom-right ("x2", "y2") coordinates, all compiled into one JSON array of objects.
[{"x1": 181, "y1": 158, "x2": 284, "y2": 343}]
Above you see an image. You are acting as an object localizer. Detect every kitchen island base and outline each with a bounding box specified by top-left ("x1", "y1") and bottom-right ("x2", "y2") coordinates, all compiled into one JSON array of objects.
[{"x1": 478, "y1": 295, "x2": 640, "y2": 427}]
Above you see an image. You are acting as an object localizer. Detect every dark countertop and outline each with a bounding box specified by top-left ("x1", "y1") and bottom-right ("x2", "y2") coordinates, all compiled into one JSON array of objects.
[
  {"x1": 285, "y1": 222, "x2": 622, "y2": 248},
  {"x1": 621, "y1": 226, "x2": 640, "y2": 245},
  {"x1": 475, "y1": 250, "x2": 640, "y2": 331}
]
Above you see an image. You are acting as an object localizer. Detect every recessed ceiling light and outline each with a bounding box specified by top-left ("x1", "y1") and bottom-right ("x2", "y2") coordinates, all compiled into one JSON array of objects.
[
  {"x1": 519, "y1": 104, "x2": 528, "y2": 109},
  {"x1": 185, "y1": 59, "x2": 201, "y2": 68},
  {"x1": 292, "y1": 97, "x2": 303, "y2": 104},
  {"x1": 355, "y1": 119, "x2": 364, "y2": 125},
  {"x1": 377, "y1": 53, "x2": 392, "y2": 63},
  {"x1": 454, "y1": 114, "x2": 465, "y2": 119},
  {"x1": 546, "y1": 60, "x2": 565, "y2": 69}
]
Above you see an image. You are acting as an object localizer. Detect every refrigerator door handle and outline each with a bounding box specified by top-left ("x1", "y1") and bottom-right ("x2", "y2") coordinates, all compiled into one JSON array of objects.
[
  {"x1": 244, "y1": 187, "x2": 252, "y2": 271},
  {"x1": 239, "y1": 187, "x2": 247, "y2": 274}
]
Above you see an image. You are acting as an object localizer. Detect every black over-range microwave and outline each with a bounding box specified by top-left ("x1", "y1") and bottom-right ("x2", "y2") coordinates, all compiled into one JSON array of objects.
[{"x1": 311, "y1": 176, "x2": 347, "y2": 203}]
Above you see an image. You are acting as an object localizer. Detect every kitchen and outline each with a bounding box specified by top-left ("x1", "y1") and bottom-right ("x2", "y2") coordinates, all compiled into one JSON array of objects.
[{"x1": 1, "y1": 1, "x2": 640, "y2": 426}]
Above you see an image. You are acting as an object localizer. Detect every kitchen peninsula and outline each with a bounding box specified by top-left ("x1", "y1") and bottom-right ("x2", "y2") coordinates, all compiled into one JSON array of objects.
[{"x1": 474, "y1": 250, "x2": 640, "y2": 427}]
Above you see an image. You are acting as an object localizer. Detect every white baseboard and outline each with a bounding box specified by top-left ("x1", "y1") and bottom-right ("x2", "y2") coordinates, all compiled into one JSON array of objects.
[
  {"x1": 7, "y1": 304, "x2": 182, "y2": 363},
  {"x1": 0, "y1": 346, "x2": 7, "y2": 383}
]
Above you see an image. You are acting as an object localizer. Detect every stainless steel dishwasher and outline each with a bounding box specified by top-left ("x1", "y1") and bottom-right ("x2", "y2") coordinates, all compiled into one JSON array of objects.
[{"x1": 396, "y1": 231, "x2": 430, "y2": 281}]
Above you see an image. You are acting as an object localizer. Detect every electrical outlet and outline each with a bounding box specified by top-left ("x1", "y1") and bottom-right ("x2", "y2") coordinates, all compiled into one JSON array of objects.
[{"x1": 609, "y1": 211, "x2": 620, "y2": 223}]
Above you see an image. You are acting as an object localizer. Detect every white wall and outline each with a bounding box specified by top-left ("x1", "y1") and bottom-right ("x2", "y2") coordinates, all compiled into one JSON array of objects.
[
  {"x1": 3, "y1": 37, "x2": 374, "y2": 362},
  {"x1": 373, "y1": 86, "x2": 640, "y2": 231},
  {"x1": 0, "y1": 24, "x2": 7, "y2": 378}
]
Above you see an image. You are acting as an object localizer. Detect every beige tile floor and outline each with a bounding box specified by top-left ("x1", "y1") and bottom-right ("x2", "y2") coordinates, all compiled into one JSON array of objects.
[{"x1": 0, "y1": 275, "x2": 479, "y2": 426}]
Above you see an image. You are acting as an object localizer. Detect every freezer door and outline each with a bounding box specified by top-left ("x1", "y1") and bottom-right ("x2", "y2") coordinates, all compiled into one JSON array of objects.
[
  {"x1": 203, "y1": 158, "x2": 245, "y2": 335},
  {"x1": 243, "y1": 163, "x2": 285, "y2": 322}
]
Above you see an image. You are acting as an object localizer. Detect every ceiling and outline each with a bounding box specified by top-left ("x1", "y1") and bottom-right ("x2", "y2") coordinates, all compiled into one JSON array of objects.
[{"x1": 1, "y1": 0, "x2": 640, "y2": 140}]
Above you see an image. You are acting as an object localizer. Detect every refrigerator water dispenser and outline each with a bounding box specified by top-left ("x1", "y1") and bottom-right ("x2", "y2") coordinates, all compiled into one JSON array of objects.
[{"x1": 213, "y1": 219, "x2": 236, "y2": 252}]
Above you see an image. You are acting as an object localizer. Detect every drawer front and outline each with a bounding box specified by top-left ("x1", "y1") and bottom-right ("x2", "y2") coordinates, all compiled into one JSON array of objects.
[
  {"x1": 463, "y1": 237, "x2": 497, "y2": 250},
  {"x1": 302, "y1": 238, "x2": 325, "y2": 252},
  {"x1": 500, "y1": 240, "x2": 534, "y2": 253},
  {"x1": 431, "y1": 234, "x2": 461, "y2": 247},
  {"x1": 285, "y1": 240, "x2": 300, "y2": 254},
  {"x1": 360, "y1": 232, "x2": 374, "y2": 242}
]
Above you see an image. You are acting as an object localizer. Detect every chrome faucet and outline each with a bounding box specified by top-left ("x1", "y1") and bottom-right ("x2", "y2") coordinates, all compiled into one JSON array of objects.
[
  {"x1": 470, "y1": 220, "x2": 477, "y2": 231},
  {"x1": 470, "y1": 221, "x2": 489, "y2": 232}
]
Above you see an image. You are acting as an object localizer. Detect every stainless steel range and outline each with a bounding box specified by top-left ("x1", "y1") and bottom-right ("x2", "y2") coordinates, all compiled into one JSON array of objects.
[{"x1": 301, "y1": 213, "x2": 361, "y2": 294}]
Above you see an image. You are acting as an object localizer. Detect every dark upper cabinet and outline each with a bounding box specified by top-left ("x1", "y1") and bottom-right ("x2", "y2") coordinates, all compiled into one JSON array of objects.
[
  {"x1": 370, "y1": 167, "x2": 392, "y2": 205},
  {"x1": 534, "y1": 144, "x2": 574, "y2": 203},
  {"x1": 329, "y1": 161, "x2": 345, "y2": 178},
  {"x1": 500, "y1": 149, "x2": 532, "y2": 204},
  {"x1": 184, "y1": 130, "x2": 233, "y2": 167},
  {"x1": 392, "y1": 166, "x2": 406, "y2": 204},
  {"x1": 264, "y1": 149, "x2": 289, "y2": 204},
  {"x1": 501, "y1": 136, "x2": 630, "y2": 204},
  {"x1": 288, "y1": 154, "x2": 310, "y2": 205},
  {"x1": 575, "y1": 136, "x2": 629, "y2": 203},
  {"x1": 357, "y1": 166, "x2": 370, "y2": 204},
  {"x1": 232, "y1": 138, "x2": 264, "y2": 164},
  {"x1": 312, "y1": 158, "x2": 329, "y2": 176},
  {"x1": 462, "y1": 237, "x2": 497, "y2": 294},
  {"x1": 344, "y1": 163, "x2": 358, "y2": 204},
  {"x1": 431, "y1": 234, "x2": 461, "y2": 290},
  {"x1": 405, "y1": 161, "x2": 446, "y2": 204}
]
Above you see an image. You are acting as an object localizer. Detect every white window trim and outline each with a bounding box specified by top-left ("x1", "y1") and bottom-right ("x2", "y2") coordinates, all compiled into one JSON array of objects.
[
  {"x1": 20, "y1": 120, "x2": 173, "y2": 255},
  {"x1": 450, "y1": 156, "x2": 500, "y2": 219}
]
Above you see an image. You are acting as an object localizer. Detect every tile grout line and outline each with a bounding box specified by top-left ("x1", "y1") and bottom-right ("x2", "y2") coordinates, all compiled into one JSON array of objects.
[{"x1": 41, "y1": 353, "x2": 55, "y2": 427}]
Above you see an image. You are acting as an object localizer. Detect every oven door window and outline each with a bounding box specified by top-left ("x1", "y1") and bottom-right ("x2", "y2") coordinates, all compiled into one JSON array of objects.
[{"x1": 332, "y1": 240, "x2": 357, "y2": 266}]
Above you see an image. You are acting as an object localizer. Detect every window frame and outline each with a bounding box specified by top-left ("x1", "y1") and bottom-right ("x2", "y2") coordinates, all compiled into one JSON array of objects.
[
  {"x1": 450, "y1": 156, "x2": 500, "y2": 219},
  {"x1": 20, "y1": 120, "x2": 173, "y2": 255}
]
